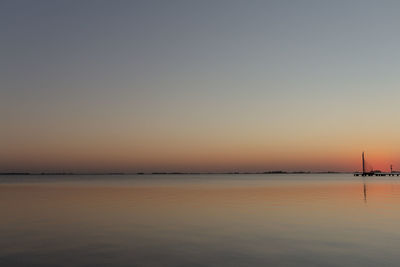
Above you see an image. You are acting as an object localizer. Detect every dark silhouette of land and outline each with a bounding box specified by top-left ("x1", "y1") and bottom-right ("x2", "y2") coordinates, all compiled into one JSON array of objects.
[{"x1": 0, "y1": 171, "x2": 344, "y2": 176}]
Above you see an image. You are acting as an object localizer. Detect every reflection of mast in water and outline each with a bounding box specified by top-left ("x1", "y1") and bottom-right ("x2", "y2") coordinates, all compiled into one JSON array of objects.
[{"x1": 363, "y1": 181, "x2": 367, "y2": 203}]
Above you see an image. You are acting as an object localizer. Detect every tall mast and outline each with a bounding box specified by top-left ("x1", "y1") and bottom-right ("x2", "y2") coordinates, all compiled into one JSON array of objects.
[{"x1": 362, "y1": 152, "x2": 365, "y2": 174}]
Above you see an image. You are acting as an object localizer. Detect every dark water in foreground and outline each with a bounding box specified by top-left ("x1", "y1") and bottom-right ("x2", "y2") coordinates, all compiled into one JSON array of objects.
[{"x1": 1, "y1": 174, "x2": 400, "y2": 267}]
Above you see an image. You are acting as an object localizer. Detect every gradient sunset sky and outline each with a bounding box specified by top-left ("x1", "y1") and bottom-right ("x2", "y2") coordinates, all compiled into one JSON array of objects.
[{"x1": 2, "y1": 0, "x2": 400, "y2": 173}]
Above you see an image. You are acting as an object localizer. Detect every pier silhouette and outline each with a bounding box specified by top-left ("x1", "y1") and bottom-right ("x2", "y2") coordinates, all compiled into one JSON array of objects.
[{"x1": 354, "y1": 152, "x2": 399, "y2": 177}]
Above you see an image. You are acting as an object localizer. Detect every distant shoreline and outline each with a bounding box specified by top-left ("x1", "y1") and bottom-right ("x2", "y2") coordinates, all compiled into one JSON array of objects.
[{"x1": 0, "y1": 171, "x2": 350, "y2": 176}]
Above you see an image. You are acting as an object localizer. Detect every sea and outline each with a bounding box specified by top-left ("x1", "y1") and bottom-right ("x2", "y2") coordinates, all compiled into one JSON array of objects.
[{"x1": 1, "y1": 174, "x2": 400, "y2": 267}]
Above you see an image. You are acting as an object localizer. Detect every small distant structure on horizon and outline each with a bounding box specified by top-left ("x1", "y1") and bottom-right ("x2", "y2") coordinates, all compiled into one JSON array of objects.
[{"x1": 354, "y1": 152, "x2": 399, "y2": 177}]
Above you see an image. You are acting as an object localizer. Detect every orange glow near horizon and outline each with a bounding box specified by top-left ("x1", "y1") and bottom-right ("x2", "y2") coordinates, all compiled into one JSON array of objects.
[{"x1": 2, "y1": 137, "x2": 399, "y2": 172}]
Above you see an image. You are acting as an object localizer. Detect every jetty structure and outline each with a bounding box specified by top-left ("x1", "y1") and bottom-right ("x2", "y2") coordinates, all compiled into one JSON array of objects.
[{"x1": 354, "y1": 152, "x2": 399, "y2": 176}]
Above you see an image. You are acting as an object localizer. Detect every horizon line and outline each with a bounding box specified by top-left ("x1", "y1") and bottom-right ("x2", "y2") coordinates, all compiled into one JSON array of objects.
[{"x1": 0, "y1": 171, "x2": 353, "y2": 176}]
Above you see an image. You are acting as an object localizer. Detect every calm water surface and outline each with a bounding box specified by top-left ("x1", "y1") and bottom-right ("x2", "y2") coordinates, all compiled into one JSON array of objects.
[{"x1": 1, "y1": 174, "x2": 400, "y2": 266}]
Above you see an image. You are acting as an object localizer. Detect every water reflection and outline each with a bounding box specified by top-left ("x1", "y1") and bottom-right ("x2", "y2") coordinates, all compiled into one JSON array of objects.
[
  {"x1": 1, "y1": 174, "x2": 400, "y2": 267},
  {"x1": 363, "y1": 179, "x2": 367, "y2": 203}
]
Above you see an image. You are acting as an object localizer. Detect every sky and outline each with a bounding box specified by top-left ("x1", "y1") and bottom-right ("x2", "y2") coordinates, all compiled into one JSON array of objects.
[{"x1": 2, "y1": 0, "x2": 400, "y2": 173}]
